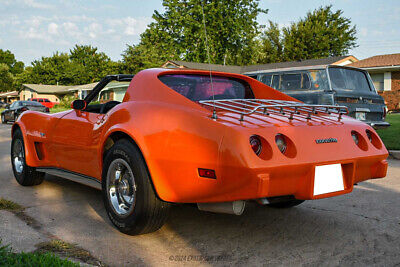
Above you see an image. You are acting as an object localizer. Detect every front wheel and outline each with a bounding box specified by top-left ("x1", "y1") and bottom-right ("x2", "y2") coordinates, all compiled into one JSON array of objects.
[
  {"x1": 102, "y1": 139, "x2": 170, "y2": 235},
  {"x1": 11, "y1": 129, "x2": 44, "y2": 186}
]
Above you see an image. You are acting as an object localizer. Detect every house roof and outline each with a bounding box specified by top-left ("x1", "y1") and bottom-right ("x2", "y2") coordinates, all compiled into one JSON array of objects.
[
  {"x1": 22, "y1": 84, "x2": 71, "y2": 94},
  {"x1": 163, "y1": 60, "x2": 243, "y2": 73},
  {"x1": 0, "y1": 91, "x2": 19, "y2": 97},
  {"x1": 242, "y1": 56, "x2": 354, "y2": 73},
  {"x1": 163, "y1": 56, "x2": 357, "y2": 74},
  {"x1": 68, "y1": 81, "x2": 131, "y2": 92},
  {"x1": 348, "y1": 53, "x2": 400, "y2": 68}
]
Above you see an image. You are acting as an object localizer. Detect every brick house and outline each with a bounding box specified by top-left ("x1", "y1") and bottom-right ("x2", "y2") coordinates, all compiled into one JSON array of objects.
[{"x1": 348, "y1": 53, "x2": 400, "y2": 111}]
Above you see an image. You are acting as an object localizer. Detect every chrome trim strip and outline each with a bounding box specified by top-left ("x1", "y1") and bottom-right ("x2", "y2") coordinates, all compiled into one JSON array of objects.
[{"x1": 37, "y1": 167, "x2": 102, "y2": 190}]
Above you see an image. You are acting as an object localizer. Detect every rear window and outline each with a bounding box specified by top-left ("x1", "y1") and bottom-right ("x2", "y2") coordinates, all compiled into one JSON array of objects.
[
  {"x1": 159, "y1": 74, "x2": 254, "y2": 101},
  {"x1": 328, "y1": 68, "x2": 372, "y2": 92}
]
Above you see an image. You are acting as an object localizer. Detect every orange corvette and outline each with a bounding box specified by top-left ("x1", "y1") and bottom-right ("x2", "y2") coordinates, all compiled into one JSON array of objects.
[{"x1": 11, "y1": 68, "x2": 388, "y2": 235}]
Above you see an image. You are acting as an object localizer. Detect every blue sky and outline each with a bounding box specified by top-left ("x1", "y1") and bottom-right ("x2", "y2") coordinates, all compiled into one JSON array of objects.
[{"x1": 0, "y1": 0, "x2": 399, "y2": 65}]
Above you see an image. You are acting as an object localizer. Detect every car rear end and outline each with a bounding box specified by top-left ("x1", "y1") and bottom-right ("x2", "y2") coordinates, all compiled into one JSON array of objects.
[
  {"x1": 327, "y1": 66, "x2": 389, "y2": 129},
  {"x1": 212, "y1": 107, "x2": 388, "y2": 203}
]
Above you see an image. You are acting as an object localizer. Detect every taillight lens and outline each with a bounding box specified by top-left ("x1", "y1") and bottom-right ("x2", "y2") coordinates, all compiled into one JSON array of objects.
[
  {"x1": 275, "y1": 134, "x2": 287, "y2": 154},
  {"x1": 351, "y1": 131, "x2": 359, "y2": 145},
  {"x1": 250, "y1": 135, "x2": 262, "y2": 156}
]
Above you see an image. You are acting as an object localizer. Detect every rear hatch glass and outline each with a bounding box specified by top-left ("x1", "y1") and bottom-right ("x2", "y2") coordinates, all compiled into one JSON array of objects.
[{"x1": 159, "y1": 74, "x2": 254, "y2": 101}]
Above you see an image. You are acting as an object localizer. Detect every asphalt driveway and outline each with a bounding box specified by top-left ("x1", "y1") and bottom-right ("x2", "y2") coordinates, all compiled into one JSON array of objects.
[{"x1": 0, "y1": 122, "x2": 399, "y2": 266}]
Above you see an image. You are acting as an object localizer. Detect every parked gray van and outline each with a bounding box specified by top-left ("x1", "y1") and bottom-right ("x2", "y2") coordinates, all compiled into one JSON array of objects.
[{"x1": 245, "y1": 65, "x2": 389, "y2": 129}]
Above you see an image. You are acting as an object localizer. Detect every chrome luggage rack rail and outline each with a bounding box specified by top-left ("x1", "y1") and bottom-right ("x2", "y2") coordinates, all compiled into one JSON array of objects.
[{"x1": 199, "y1": 99, "x2": 348, "y2": 122}]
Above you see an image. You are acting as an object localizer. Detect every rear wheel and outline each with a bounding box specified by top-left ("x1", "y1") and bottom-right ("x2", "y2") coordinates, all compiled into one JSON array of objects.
[
  {"x1": 1, "y1": 114, "x2": 6, "y2": 124},
  {"x1": 11, "y1": 129, "x2": 44, "y2": 186},
  {"x1": 102, "y1": 139, "x2": 170, "y2": 235}
]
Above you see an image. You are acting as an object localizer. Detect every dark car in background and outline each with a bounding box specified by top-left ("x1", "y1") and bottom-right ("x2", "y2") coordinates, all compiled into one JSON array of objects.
[
  {"x1": 1, "y1": 100, "x2": 49, "y2": 124},
  {"x1": 245, "y1": 65, "x2": 389, "y2": 129}
]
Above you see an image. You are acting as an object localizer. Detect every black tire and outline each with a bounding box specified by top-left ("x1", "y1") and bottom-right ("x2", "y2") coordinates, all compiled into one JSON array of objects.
[
  {"x1": 11, "y1": 129, "x2": 44, "y2": 186},
  {"x1": 102, "y1": 139, "x2": 170, "y2": 235},
  {"x1": 1, "y1": 114, "x2": 7, "y2": 124}
]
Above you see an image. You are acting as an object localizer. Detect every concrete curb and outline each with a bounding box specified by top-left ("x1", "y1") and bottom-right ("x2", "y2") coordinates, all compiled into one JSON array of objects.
[{"x1": 389, "y1": 150, "x2": 400, "y2": 160}]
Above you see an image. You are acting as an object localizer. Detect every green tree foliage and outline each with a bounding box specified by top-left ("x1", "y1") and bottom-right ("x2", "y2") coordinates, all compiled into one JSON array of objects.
[
  {"x1": 0, "y1": 49, "x2": 24, "y2": 92},
  {"x1": 122, "y1": 0, "x2": 268, "y2": 73},
  {"x1": 0, "y1": 49, "x2": 24, "y2": 75},
  {"x1": 258, "y1": 5, "x2": 357, "y2": 63},
  {"x1": 22, "y1": 45, "x2": 122, "y2": 86},
  {"x1": 0, "y1": 63, "x2": 15, "y2": 92}
]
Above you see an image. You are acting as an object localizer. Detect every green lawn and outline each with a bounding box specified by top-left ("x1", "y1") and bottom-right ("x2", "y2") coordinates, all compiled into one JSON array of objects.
[
  {"x1": 376, "y1": 114, "x2": 400, "y2": 150},
  {"x1": 50, "y1": 106, "x2": 71, "y2": 113},
  {"x1": 0, "y1": 241, "x2": 79, "y2": 267}
]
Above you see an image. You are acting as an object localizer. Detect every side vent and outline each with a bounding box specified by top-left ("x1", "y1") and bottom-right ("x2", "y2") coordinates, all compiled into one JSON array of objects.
[{"x1": 34, "y1": 142, "x2": 45, "y2": 160}]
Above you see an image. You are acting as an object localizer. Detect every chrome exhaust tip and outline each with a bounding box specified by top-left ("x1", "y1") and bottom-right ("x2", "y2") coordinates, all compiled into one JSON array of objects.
[{"x1": 197, "y1": 200, "x2": 245, "y2": 215}]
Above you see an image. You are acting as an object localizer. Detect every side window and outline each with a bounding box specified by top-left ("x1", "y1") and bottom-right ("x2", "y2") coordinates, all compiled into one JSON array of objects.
[
  {"x1": 281, "y1": 73, "x2": 311, "y2": 90},
  {"x1": 39, "y1": 99, "x2": 43, "y2": 102},
  {"x1": 271, "y1": 75, "x2": 280, "y2": 90},
  {"x1": 281, "y1": 74, "x2": 302, "y2": 90},
  {"x1": 260, "y1": 74, "x2": 272, "y2": 86},
  {"x1": 44, "y1": 99, "x2": 50, "y2": 102}
]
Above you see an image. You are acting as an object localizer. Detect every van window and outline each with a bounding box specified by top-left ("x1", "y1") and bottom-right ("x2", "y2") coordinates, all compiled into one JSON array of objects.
[
  {"x1": 280, "y1": 73, "x2": 310, "y2": 90},
  {"x1": 260, "y1": 74, "x2": 272, "y2": 86},
  {"x1": 328, "y1": 68, "x2": 372, "y2": 92},
  {"x1": 271, "y1": 75, "x2": 280, "y2": 90}
]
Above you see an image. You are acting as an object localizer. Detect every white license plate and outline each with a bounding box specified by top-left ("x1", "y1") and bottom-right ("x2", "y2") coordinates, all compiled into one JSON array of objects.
[
  {"x1": 356, "y1": 112, "x2": 366, "y2": 121},
  {"x1": 313, "y1": 164, "x2": 344, "y2": 196}
]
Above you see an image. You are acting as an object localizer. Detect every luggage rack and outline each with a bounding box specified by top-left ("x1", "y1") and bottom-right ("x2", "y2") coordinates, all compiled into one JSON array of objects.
[{"x1": 199, "y1": 99, "x2": 348, "y2": 122}]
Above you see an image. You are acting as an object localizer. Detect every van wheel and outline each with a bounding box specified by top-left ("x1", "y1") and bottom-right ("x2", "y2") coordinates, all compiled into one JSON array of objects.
[
  {"x1": 102, "y1": 139, "x2": 170, "y2": 235},
  {"x1": 11, "y1": 129, "x2": 44, "y2": 186}
]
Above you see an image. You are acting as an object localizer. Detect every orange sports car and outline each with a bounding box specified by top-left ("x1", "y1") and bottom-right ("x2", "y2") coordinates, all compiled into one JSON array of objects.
[{"x1": 11, "y1": 68, "x2": 388, "y2": 235}]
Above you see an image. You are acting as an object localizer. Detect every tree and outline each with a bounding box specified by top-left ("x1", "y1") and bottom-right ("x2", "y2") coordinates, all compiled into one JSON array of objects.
[
  {"x1": 258, "y1": 21, "x2": 284, "y2": 63},
  {"x1": 0, "y1": 63, "x2": 15, "y2": 92},
  {"x1": 122, "y1": 0, "x2": 267, "y2": 73},
  {"x1": 22, "y1": 45, "x2": 121, "y2": 86},
  {"x1": 0, "y1": 49, "x2": 24, "y2": 75},
  {"x1": 258, "y1": 5, "x2": 357, "y2": 63}
]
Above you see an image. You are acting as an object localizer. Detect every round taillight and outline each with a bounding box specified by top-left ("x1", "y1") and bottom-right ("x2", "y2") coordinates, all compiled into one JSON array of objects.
[
  {"x1": 250, "y1": 135, "x2": 262, "y2": 156},
  {"x1": 351, "y1": 131, "x2": 359, "y2": 145},
  {"x1": 275, "y1": 134, "x2": 287, "y2": 154}
]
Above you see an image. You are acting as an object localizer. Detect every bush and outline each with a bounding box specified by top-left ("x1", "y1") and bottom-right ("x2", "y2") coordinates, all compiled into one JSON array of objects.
[{"x1": 57, "y1": 95, "x2": 77, "y2": 109}]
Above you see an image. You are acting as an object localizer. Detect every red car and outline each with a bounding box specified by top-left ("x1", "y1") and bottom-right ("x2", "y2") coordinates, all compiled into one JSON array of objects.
[{"x1": 28, "y1": 98, "x2": 56, "y2": 109}]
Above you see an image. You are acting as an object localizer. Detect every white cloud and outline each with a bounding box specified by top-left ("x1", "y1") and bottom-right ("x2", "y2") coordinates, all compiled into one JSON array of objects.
[
  {"x1": 86, "y1": 22, "x2": 102, "y2": 39},
  {"x1": 48, "y1": 22, "x2": 58, "y2": 35},
  {"x1": 106, "y1": 17, "x2": 152, "y2": 37},
  {"x1": 21, "y1": 0, "x2": 53, "y2": 9}
]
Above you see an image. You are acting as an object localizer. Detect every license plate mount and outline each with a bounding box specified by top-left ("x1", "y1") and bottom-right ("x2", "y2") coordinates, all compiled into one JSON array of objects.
[{"x1": 313, "y1": 164, "x2": 344, "y2": 196}]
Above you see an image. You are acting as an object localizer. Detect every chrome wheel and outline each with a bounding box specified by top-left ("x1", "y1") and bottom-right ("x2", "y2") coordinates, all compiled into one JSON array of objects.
[
  {"x1": 12, "y1": 139, "x2": 24, "y2": 174},
  {"x1": 106, "y1": 158, "x2": 136, "y2": 217}
]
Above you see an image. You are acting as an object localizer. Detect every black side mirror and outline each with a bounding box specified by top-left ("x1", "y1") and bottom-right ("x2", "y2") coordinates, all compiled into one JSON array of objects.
[{"x1": 71, "y1": 100, "x2": 87, "y2": 110}]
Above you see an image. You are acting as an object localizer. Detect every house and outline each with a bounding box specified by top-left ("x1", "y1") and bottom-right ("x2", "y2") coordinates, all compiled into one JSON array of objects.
[
  {"x1": 68, "y1": 81, "x2": 131, "y2": 102},
  {"x1": 348, "y1": 53, "x2": 400, "y2": 111},
  {"x1": 162, "y1": 55, "x2": 358, "y2": 74},
  {"x1": 0, "y1": 91, "x2": 19, "y2": 103},
  {"x1": 20, "y1": 84, "x2": 71, "y2": 102}
]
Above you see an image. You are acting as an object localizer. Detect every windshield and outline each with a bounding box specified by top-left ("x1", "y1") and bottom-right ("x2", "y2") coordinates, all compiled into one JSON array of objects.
[
  {"x1": 328, "y1": 67, "x2": 372, "y2": 92},
  {"x1": 159, "y1": 74, "x2": 254, "y2": 101}
]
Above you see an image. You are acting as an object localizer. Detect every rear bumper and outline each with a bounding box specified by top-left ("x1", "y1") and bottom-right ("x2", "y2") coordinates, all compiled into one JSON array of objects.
[
  {"x1": 191, "y1": 156, "x2": 388, "y2": 203},
  {"x1": 367, "y1": 121, "x2": 390, "y2": 129}
]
